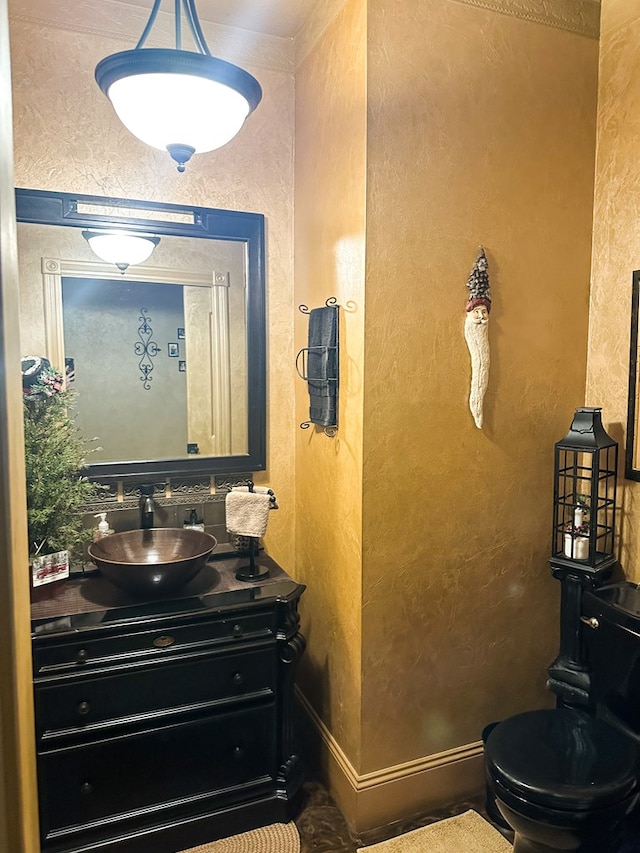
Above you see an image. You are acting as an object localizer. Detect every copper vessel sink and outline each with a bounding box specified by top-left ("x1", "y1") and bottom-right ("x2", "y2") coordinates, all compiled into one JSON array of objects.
[{"x1": 87, "y1": 528, "x2": 217, "y2": 597}]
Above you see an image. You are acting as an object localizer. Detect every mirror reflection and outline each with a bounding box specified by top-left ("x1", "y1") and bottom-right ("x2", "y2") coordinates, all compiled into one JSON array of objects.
[{"x1": 16, "y1": 189, "x2": 266, "y2": 481}]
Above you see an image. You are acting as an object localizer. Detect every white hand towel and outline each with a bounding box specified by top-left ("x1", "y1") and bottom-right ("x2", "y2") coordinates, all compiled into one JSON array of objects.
[{"x1": 225, "y1": 491, "x2": 273, "y2": 538}]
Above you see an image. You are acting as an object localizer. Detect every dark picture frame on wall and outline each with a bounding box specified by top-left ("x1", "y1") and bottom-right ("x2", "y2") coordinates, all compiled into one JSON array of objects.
[{"x1": 626, "y1": 269, "x2": 640, "y2": 479}]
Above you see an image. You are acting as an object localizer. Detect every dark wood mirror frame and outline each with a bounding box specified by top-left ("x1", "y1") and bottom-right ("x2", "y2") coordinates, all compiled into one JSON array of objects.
[
  {"x1": 626, "y1": 269, "x2": 640, "y2": 480},
  {"x1": 15, "y1": 187, "x2": 266, "y2": 483}
]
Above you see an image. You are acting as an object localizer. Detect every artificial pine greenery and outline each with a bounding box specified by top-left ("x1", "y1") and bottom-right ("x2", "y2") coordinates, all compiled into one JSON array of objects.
[{"x1": 23, "y1": 364, "x2": 103, "y2": 558}]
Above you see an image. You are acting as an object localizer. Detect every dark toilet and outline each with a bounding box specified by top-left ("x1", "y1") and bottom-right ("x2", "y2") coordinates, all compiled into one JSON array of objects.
[{"x1": 484, "y1": 581, "x2": 640, "y2": 852}]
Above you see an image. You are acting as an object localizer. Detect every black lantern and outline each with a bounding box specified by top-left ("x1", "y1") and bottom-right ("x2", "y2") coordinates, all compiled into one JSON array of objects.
[{"x1": 551, "y1": 407, "x2": 618, "y2": 579}]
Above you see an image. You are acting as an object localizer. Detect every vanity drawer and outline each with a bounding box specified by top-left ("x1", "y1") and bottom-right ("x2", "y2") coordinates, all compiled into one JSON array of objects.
[
  {"x1": 38, "y1": 704, "x2": 276, "y2": 842},
  {"x1": 35, "y1": 645, "x2": 276, "y2": 742},
  {"x1": 33, "y1": 611, "x2": 274, "y2": 675}
]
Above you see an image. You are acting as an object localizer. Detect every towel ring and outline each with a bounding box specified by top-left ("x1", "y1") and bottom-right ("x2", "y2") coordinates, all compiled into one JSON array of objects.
[{"x1": 295, "y1": 346, "x2": 338, "y2": 382}]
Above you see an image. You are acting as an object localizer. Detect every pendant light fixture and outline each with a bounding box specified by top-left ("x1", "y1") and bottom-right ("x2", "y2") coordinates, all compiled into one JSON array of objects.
[
  {"x1": 83, "y1": 230, "x2": 160, "y2": 273},
  {"x1": 95, "y1": 0, "x2": 262, "y2": 172}
]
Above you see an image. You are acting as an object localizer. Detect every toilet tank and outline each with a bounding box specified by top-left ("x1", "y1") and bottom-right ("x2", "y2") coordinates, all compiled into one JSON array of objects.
[{"x1": 582, "y1": 582, "x2": 640, "y2": 739}]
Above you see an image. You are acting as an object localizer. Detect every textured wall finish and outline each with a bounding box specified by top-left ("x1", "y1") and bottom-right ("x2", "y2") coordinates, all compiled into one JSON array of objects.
[
  {"x1": 110, "y1": 0, "x2": 322, "y2": 40},
  {"x1": 450, "y1": 0, "x2": 600, "y2": 38},
  {"x1": 9, "y1": 10, "x2": 296, "y2": 570},
  {"x1": 294, "y1": 0, "x2": 351, "y2": 67},
  {"x1": 294, "y1": 0, "x2": 367, "y2": 771},
  {"x1": 588, "y1": 0, "x2": 640, "y2": 581},
  {"x1": 361, "y1": 0, "x2": 598, "y2": 775},
  {"x1": 294, "y1": 0, "x2": 598, "y2": 831},
  {"x1": 9, "y1": 0, "x2": 295, "y2": 73}
]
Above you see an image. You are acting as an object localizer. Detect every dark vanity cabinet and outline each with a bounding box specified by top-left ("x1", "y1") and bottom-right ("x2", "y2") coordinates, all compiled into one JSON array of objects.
[{"x1": 31, "y1": 559, "x2": 305, "y2": 853}]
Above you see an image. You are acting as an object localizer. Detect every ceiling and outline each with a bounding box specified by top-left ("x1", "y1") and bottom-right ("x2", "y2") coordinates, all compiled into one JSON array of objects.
[{"x1": 116, "y1": 0, "x2": 318, "y2": 40}]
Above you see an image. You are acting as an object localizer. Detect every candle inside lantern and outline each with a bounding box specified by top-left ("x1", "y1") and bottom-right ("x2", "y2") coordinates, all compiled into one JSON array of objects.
[{"x1": 563, "y1": 504, "x2": 589, "y2": 560}]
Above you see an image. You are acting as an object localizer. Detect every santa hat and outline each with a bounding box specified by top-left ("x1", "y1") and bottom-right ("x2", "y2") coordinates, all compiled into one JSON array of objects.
[
  {"x1": 466, "y1": 247, "x2": 491, "y2": 313},
  {"x1": 21, "y1": 355, "x2": 51, "y2": 387}
]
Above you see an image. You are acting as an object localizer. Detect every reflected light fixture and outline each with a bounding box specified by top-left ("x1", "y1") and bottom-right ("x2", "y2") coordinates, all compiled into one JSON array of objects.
[
  {"x1": 95, "y1": 0, "x2": 263, "y2": 172},
  {"x1": 82, "y1": 230, "x2": 160, "y2": 273}
]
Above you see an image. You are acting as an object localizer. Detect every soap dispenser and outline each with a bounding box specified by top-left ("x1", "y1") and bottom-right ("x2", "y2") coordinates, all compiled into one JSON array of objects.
[{"x1": 93, "y1": 512, "x2": 114, "y2": 541}]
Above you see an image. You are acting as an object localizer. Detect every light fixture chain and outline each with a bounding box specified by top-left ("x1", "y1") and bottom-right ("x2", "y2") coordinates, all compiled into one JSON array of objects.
[
  {"x1": 183, "y1": 0, "x2": 212, "y2": 56},
  {"x1": 134, "y1": 0, "x2": 211, "y2": 55},
  {"x1": 175, "y1": 0, "x2": 182, "y2": 50},
  {"x1": 135, "y1": 0, "x2": 163, "y2": 49}
]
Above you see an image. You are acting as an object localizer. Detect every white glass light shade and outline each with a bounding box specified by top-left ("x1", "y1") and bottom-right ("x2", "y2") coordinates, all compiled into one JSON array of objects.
[
  {"x1": 95, "y1": 50, "x2": 262, "y2": 171},
  {"x1": 108, "y1": 73, "x2": 251, "y2": 153},
  {"x1": 83, "y1": 231, "x2": 160, "y2": 272}
]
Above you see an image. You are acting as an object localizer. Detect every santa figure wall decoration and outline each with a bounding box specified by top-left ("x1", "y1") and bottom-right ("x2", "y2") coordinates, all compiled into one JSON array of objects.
[{"x1": 464, "y1": 247, "x2": 491, "y2": 429}]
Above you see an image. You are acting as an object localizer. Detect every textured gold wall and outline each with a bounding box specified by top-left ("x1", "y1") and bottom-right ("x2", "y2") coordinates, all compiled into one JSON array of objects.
[
  {"x1": 361, "y1": 0, "x2": 599, "y2": 773},
  {"x1": 9, "y1": 11, "x2": 296, "y2": 569},
  {"x1": 294, "y1": 0, "x2": 367, "y2": 768},
  {"x1": 293, "y1": 0, "x2": 599, "y2": 793},
  {"x1": 589, "y1": 0, "x2": 640, "y2": 582}
]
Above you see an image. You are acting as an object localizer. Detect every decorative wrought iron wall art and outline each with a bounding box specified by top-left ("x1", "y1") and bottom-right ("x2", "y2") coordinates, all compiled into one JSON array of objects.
[
  {"x1": 296, "y1": 297, "x2": 340, "y2": 437},
  {"x1": 135, "y1": 307, "x2": 161, "y2": 390}
]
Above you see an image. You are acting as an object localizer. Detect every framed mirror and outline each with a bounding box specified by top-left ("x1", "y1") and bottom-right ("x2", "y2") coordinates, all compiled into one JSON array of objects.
[
  {"x1": 626, "y1": 270, "x2": 640, "y2": 479},
  {"x1": 16, "y1": 188, "x2": 266, "y2": 482}
]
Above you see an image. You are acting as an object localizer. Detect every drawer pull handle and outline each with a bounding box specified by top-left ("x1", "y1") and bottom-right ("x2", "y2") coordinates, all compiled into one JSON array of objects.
[
  {"x1": 78, "y1": 701, "x2": 91, "y2": 716},
  {"x1": 153, "y1": 635, "x2": 176, "y2": 648},
  {"x1": 233, "y1": 746, "x2": 244, "y2": 760},
  {"x1": 80, "y1": 782, "x2": 93, "y2": 796},
  {"x1": 232, "y1": 672, "x2": 244, "y2": 686},
  {"x1": 76, "y1": 649, "x2": 88, "y2": 664},
  {"x1": 232, "y1": 624, "x2": 243, "y2": 638}
]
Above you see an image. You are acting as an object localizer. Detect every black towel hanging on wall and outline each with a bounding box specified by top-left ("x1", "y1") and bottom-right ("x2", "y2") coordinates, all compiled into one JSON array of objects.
[{"x1": 296, "y1": 298, "x2": 339, "y2": 435}]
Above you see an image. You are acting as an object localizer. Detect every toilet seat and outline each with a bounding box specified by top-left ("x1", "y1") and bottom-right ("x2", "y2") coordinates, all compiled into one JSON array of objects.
[{"x1": 485, "y1": 709, "x2": 638, "y2": 822}]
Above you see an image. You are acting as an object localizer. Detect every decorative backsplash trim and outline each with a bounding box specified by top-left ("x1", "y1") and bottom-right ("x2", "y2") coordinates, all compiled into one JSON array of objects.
[
  {"x1": 448, "y1": 0, "x2": 600, "y2": 38},
  {"x1": 86, "y1": 494, "x2": 226, "y2": 513},
  {"x1": 80, "y1": 474, "x2": 254, "y2": 511},
  {"x1": 214, "y1": 475, "x2": 255, "y2": 492}
]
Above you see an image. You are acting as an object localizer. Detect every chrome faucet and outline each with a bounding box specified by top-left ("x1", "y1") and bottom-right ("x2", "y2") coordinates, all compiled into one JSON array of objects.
[{"x1": 140, "y1": 485, "x2": 155, "y2": 529}]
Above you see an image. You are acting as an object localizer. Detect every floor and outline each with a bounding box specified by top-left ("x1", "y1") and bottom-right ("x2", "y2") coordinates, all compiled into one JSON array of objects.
[
  {"x1": 294, "y1": 775, "x2": 509, "y2": 852},
  {"x1": 293, "y1": 776, "x2": 640, "y2": 853}
]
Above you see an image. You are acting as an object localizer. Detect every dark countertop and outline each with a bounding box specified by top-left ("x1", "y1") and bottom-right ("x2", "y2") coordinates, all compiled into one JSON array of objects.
[{"x1": 31, "y1": 554, "x2": 303, "y2": 638}]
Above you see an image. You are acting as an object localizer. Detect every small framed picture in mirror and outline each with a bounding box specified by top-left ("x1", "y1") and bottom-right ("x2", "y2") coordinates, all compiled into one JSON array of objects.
[{"x1": 168, "y1": 342, "x2": 179, "y2": 358}]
